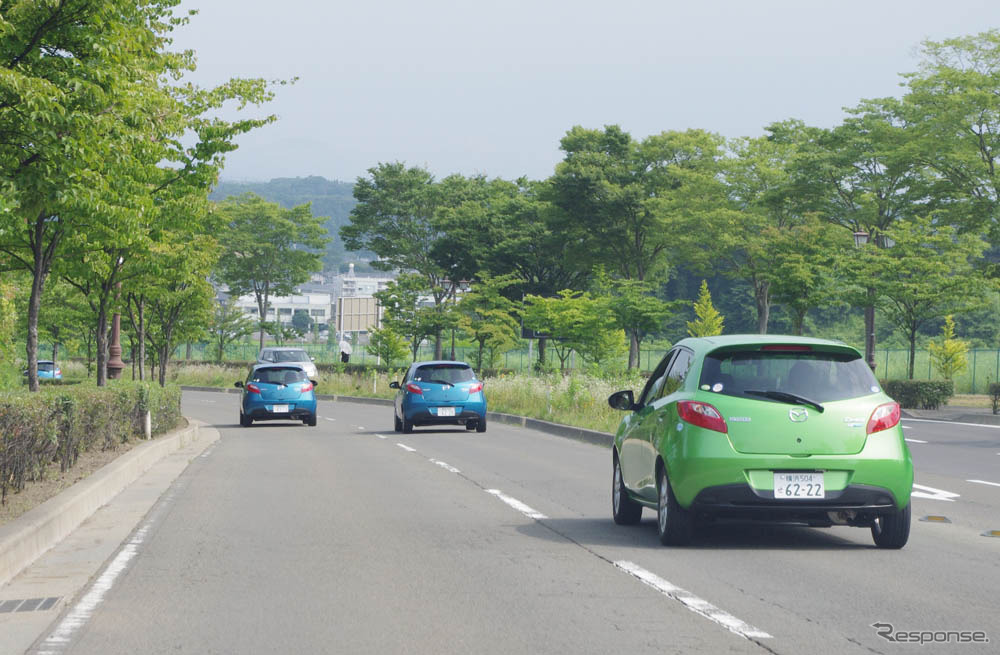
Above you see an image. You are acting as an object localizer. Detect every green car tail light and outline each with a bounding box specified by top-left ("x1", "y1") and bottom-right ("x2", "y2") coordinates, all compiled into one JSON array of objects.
[
  {"x1": 677, "y1": 400, "x2": 728, "y2": 434},
  {"x1": 867, "y1": 402, "x2": 900, "y2": 434}
]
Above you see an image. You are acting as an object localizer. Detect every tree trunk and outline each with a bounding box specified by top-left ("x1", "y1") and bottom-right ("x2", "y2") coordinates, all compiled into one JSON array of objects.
[
  {"x1": 158, "y1": 346, "x2": 168, "y2": 386},
  {"x1": 52, "y1": 341, "x2": 58, "y2": 364},
  {"x1": 627, "y1": 330, "x2": 640, "y2": 369},
  {"x1": 755, "y1": 280, "x2": 770, "y2": 335},
  {"x1": 95, "y1": 303, "x2": 109, "y2": 387},
  {"x1": 185, "y1": 342, "x2": 192, "y2": 360},
  {"x1": 25, "y1": 268, "x2": 45, "y2": 392},
  {"x1": 793, "y1": 310, "x2": 806, "y2": 336},
  {"x1": 908, "y1": 329, "x2": 917, "y2": 380},
  {"x1": 537, "y1": 337, "x2": 547, "y2": 369},
  {"x1": 137, "y1": 299, "x2": 146, "y2": 382},
  {"x1": 434, "y1": 331, "x2": 443, "y2": 359}
]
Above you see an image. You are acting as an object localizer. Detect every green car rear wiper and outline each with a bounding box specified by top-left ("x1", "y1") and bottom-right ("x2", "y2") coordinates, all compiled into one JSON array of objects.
[{"x1": 743, "y1": 389, "x2": 825, "y2": 413}]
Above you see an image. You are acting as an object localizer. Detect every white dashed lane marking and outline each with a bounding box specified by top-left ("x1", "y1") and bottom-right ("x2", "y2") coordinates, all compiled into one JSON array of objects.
[
  {"x1": 905, "y1": 438, "x2": 927, "y2": 443},
  {"x1": 967, "y1": 479, "x2": 1000, "y2": 488},
  {"x1": 485, "y1": 489, "x2": 548, "y2": 520},
  {"x1": 430, "y1": 460, "x2": 460, "y2": 474},
  {"x1": 615, "y1": 561, "x2": 773, "y2": 641},
  {"x1": 396, "y1": 443, "x2": 416, "y2": 452}
]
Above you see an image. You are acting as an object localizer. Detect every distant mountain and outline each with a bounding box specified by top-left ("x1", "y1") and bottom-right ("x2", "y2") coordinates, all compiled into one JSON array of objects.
[{"x1": 210, "y1": 176, "x2": 358, "y2": 272}]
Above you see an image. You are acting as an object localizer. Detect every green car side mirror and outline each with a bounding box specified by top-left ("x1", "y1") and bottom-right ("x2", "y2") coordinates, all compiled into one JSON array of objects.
[{"x1": 608, "y1": 390, "x2": 637, "y2": 411}]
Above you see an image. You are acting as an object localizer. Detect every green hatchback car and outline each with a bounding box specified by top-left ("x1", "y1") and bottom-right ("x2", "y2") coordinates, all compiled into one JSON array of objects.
[{"x1": 609, "y1": 335, "x2": 913, "y2": 548}]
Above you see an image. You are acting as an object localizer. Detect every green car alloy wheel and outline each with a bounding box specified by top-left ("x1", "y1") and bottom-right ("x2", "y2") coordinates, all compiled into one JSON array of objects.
[{"x1": 609, "y1": 335, "x2": 913, "y2": 548}]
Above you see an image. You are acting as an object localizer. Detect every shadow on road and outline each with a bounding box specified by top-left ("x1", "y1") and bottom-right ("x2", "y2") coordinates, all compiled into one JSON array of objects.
[{"x1": 517, "y1": 517, "x2": 871, "y2": 551}]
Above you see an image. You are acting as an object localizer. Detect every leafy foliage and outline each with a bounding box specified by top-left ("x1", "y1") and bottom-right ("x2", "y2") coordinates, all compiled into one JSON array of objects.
[
  {"x1": 216, "y1": 193, "x2": 329, "y2": 350},
  {"x1": 928, "y1": 315, "x2": 969, "y2": 380},
  {"x1": 686, "y1": 281, "x2": 725, "y2": 337}
]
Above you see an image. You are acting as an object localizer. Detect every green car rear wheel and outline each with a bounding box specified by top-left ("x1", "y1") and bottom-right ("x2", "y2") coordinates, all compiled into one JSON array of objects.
[
  {"x1": 657, "y1": 467, "x2": 694, "y2": 546},
  {"x1": 871, "y1": 502, "x2": 911, "y2": 549}
]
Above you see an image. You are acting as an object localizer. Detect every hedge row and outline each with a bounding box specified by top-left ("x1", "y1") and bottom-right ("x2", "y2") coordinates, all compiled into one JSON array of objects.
[
  {"x1": 882, "y1": 379, "x2": 955, "y2": 410},
  {"x1": 0, "y1": 383, "x2": 181, "y2": 504}
]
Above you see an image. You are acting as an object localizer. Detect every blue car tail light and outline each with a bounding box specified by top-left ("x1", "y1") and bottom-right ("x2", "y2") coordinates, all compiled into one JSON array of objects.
[{"x1": 405, "y1": 382, "x2": 423, "y2": 395}]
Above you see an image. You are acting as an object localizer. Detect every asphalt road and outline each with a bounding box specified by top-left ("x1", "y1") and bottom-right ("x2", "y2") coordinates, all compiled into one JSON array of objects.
[{"x1": 27, "y1": 391, "x2": 1000, "y2": 654}]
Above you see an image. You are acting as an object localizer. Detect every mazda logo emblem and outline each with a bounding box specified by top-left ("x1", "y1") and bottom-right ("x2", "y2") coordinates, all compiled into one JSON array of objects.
[{"x1": 789, "y1": 408, "x2": 809, "y2": 422}]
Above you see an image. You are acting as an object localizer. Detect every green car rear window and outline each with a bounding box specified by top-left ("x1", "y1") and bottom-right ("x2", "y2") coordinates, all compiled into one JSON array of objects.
[{"x1": 700, "y1": 350, "x2": 880, "y2": 403}]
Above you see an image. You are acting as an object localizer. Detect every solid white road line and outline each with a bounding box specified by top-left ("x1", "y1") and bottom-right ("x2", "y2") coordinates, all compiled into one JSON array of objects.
[
  {"x1": 485, "y1": 489, "x2": 548, "y2": 520},
  {"x1": 396, "y1": 443, "x2": 416, "y2": 452},
  {"x1": 614, "y1": 561, "x2": 772, "y2": 640},
  {"x1": 967, "y1": 479, "x2": 1000, "y2": 488},
  {"x1": 35, "y1": 487, "x2": 182, "y2": 654},
  {"x1": 430, "y1": 459, "x2": 460, "y2": 474},
  {"x1": 905, "y1": 438, "x2": 928, "y2": 443},
  {"x1": 911, "y1": 483, "x2": 960, "y2": 501}
]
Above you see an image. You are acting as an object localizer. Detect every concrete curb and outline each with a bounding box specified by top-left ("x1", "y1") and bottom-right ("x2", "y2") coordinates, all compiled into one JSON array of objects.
[
  {"x1": 0, "y1": 419, "x2": 214, "y2": 588},
  {"x1": 487, "y1": 412, "x2": 613, "y2": 447}
]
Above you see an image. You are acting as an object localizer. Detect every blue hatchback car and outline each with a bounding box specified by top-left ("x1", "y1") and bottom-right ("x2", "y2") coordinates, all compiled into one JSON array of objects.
[
  {"x1": 390, "y1": 361, "x2": 487, "y2": 433},
  {"x1": 236, "y1": 364, "x2": 318, "y2": 427}
]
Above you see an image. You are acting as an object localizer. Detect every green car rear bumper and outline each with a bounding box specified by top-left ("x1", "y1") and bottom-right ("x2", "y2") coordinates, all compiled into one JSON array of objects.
[{"x1": 665, "y1": 425, "x2": 913, "y2": 512}]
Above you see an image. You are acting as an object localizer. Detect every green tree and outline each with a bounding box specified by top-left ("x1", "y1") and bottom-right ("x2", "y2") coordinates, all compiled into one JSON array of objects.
[
  {"x1": 142, "y1": 237, "x2": 216, "y2": 386},
  {"x1": 342, "y1": 164, "x2": 483, "y2": 358},
  {"x1": 292, "y1": 309, "x2": 313, "y2": 336},
  {"x1": 523, "y1": 290, "x2": 624, "y2": 372},
  {"x1": 712, "y1": 135, "x2": 805, "y2": 333},
  {"x1": 0, "y1": 1, "x2": 279, "y2": 390},
  {"x1": 846, "y1": 216, "x2": 989, "y2": 378},
  {"x1": 687, "y1": 281, "x2": 725, "y2": 337},
  {"x1": 374, "y1": 274, "x2": 438, "y2": 361},
  {"x1": 366, "y1": 325, "x2": 409, "y2": 366},
  {"x1": 548, "y1": 125, "x2": 726, "y2": 361},
  {"x1": 593, "y1": 270, "x2": 680, "y2": 368},
  {"x1": 928, "y1": 315, "x2": 969, "y2": 380},
  {"x1": 767, "y1": 217, "x2": 848, "y2": 335},
  {"x1": 0, "y1": 278, "x2": 17, "y2": 389},
  {"x1": 209, "y1": 299, "x2": 255, "y2": 363},
  {"x1": 216, "y1": 193, "x2": 329, "y2": 351},
  {"x1": 902, "y1": 30, "x2": 1000, "y2": 242},
  {"x1": 457, "y1": 273, "x2": 521, "y2": 370}
]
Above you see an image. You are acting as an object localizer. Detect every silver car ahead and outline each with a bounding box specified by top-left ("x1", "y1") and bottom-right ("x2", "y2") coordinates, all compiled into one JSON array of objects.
[{"x1": 257, "y1": 347, "x2": 318, "y2": 378}]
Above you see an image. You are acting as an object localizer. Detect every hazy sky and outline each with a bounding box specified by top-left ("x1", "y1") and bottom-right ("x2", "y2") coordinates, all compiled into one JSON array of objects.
[{"x1": 171, "y1": 0, "x2": 1000, "y2": 184}]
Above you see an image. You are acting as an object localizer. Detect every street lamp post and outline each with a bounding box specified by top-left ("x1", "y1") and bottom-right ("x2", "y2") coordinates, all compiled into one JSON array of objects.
[
  {"x1": 107, "y1": 258, "x2": 125, "y2": 380},
  {"x1": 853, "y1": 231, "x2": 877, "y2": 371}
]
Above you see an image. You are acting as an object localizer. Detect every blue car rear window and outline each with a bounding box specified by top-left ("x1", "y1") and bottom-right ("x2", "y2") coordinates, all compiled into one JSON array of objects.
[
  {"x1": 252, "y1": 368, "x2": 307, "y2": 384},
  {"x1": 412, "y1": 365, "x2": 474, "y2": 384}
]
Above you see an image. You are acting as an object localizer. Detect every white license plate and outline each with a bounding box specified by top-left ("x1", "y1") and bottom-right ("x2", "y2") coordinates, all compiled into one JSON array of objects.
[
  {"x1": 272, "y1": 404, "x2": 289, "y2": 413},
  {"x1": 437, "y1": 407, "x2": 455, "y2": 417},
  {"x1": 773, "y1": 472, "x2": 825, "y2": 499}
]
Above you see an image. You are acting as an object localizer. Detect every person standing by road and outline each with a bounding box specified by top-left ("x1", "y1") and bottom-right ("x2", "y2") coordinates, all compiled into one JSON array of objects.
[{"x1": 339, "y1": 336, "x2": 352, "y2": 363}]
